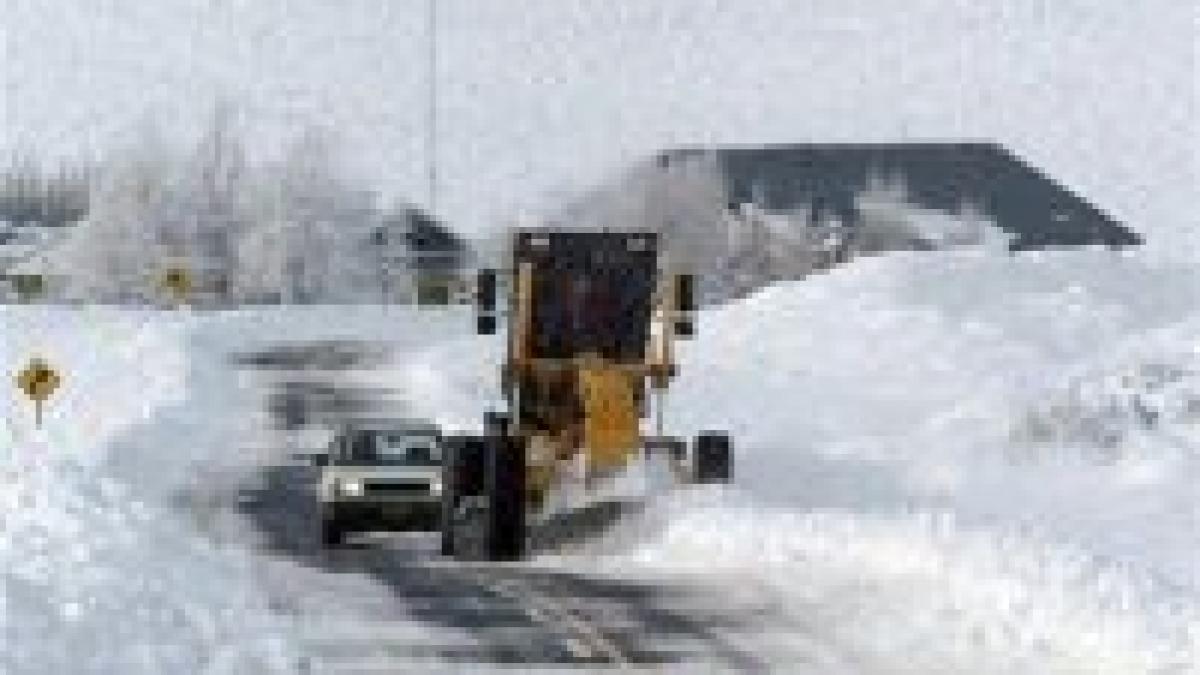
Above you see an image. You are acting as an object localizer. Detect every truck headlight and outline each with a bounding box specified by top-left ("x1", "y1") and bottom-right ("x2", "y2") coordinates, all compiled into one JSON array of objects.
[
  {"x1": 429, "y1": 478, "x2": 443, "y2": 495},
  {"x1": 339, "y1": 479, "x2": 364, "y2": 497}
]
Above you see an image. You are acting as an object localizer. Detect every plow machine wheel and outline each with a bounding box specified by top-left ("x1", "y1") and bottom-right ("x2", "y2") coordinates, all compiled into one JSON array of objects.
[
  {"x1": 693, "y1": 431, "x2": 733, "y2": 484},
  {"x1": 484, "y1": 430, "x2": 527, "y2": 561},
  {"x1": 441, "y1": 436, "x2": 487, "y2": 558}
]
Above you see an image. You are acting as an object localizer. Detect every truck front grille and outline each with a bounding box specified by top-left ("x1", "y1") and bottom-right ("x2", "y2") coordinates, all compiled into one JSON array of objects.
[{"x1": 363, "y1": 480, "x2": 430, "y2": 496}]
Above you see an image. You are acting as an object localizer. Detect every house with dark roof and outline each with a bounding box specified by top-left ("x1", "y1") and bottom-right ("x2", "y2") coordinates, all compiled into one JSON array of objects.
[
  {"x1": 555, "y1": 141, "x2": 1140, "y2": 304},
  {"x1": 370, "y1": 207, "x2": 470, "y2": 305},
  {"x1": 659, "y1": 142, "x2": 1138, "y2": 250}
]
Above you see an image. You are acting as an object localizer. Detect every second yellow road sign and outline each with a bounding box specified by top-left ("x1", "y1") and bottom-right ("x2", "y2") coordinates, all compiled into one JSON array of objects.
[{"x1": 16, "y1": 357, "x2": 61, "y2": 427}]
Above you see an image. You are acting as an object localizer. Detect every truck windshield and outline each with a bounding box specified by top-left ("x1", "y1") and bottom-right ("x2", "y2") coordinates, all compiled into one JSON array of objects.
[
  {"x1": 531, "y1": 266, "x2": 655, "y2": 359},
  {"x1": 343, "y1": 431, "x2": 442, "y2": 466}
]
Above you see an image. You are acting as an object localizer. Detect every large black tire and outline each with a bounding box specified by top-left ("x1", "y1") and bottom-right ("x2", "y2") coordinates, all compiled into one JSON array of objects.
[
  {"x1": 693, "y1": 431, "x2": 733, "y2": 484},
  {"x1": 441, "y1": 436, "x2": 487, "y2": 559},
  {"x1": 441, "y1": 418, "x2": 527, "y2": 561},
  {"x1": 440, "y1": 441, "x2": 459, "y2": 556},
  {"x1": 439, "y1": 514, "x2": 455, "y2": 557},
  {"x1": 439, "y1": 492, "x2": 456, "y2": 554},
  {"x1": 484, "y1": 431, "x2": 526, "y2": 561},
  {"x1": 320, "y1": 515, "x2": 344, "y2": 548}
]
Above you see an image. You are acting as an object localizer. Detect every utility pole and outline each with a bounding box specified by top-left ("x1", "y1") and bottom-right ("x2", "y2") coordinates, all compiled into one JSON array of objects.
[{"x1": 427, "y1": 0, "x2": 438, "y2": 217}]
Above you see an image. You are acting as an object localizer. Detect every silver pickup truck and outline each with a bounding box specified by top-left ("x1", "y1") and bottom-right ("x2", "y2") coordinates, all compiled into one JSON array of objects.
[{"x1": 316, "y1": 420, "x2": 444, "y2": 546}]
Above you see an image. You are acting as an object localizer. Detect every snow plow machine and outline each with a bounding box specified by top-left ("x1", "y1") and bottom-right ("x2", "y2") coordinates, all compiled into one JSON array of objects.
[{"x1": 440, "y1": 229, "x2": 733, "y2": 561}]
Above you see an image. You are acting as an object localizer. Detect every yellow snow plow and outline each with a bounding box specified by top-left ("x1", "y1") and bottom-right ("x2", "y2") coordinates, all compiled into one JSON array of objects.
[{"x1": 440, "y1": 230, "x2": 733, "y2": 561}]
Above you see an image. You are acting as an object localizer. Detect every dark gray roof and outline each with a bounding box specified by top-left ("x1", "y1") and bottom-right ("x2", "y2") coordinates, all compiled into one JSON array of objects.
[
  {"x1": 373, "y1": 207, "x2": 469, "y2": 273},
  {"x1": 404, "y1": 209, "x2": 465, "y2": 252},
  {"x1": 657, "y1": 142, "x2": 1139, "y2": 249}
]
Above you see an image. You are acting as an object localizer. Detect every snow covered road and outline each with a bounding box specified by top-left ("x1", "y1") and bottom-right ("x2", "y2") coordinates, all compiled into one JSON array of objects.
[{"x1": 227, "y1": 328, "x2": 814, "y2": 673}]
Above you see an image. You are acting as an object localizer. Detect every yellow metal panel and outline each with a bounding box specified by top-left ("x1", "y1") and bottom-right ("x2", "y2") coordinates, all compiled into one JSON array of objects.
[
  {"x1": 577, "y1": 362, "x2": 640, "y2": 474},
  {"x1": 647, "y1": 275, "x2": 675, "y2": 389},
  {"x1": 525, "y1": 434, "x2": 557, "y2": 504},
  {"x1": 512, "y1": 262, "x2": 533, "y2": 365}
]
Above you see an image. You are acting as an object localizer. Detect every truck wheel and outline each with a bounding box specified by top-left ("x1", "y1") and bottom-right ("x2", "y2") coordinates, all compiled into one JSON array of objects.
[
  {"x1": 439, "y1": 519, "x2": 455, "y2": 556},
  {"x1": 321, "y1": 516, "x2": 344, "y2": 547},
  {"x1": 440, "y1": 443, "x2": 458, "y2": 557},
  {"x1": 442, "y1": 436, "x2": 487, "y2": 559},
  {"x1": 693, "y1": 431, "x2": 733, "y2": 484},
  {"x1": 452, "y1": 496, "x2": 490, "y2": 561},
  {"x1": 485, "y1": 432, "x2": 526, "y2": 561}
]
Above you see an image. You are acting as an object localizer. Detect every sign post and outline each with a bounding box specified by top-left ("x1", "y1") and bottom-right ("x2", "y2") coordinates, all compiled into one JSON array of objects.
[{"x1": 16, "y1": 358, "x2": 61, "y2": 428}]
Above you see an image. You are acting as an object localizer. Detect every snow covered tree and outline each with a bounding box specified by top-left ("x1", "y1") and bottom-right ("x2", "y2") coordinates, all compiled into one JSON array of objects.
[
  {"x1": 258, "y1": 126, "x2": 383, "y2": 304},
  {"x1": 37, "y1": 122, "x2": 174, "y2": 302},
  {"x1": 24, "y1": 104, "x2": 460, "y2": 306}
]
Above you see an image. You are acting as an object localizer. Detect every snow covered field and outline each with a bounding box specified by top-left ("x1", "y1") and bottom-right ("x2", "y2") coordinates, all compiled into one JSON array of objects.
[{"x1": 3, "y1": 246, "x2": 1199, "y2": 673}]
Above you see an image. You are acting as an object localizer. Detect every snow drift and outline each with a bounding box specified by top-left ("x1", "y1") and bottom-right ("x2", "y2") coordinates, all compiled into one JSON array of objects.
[
  {"x1": 0, "y1": 307, "x2": 298, "y2": 674},
  {"x1": 400, "y1": 245, "x2": 1200, "y2": 673},
  {"x1": 613, "y1": 247, "x2": 1200, "y2": 673}
]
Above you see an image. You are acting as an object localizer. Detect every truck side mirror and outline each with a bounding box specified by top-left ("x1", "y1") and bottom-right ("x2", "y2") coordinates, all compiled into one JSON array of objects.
[
  {"x1": 476, "y1": 269, "x2": 497, "y2": 311},
  {"x1": 476, "y1": 269, "x2": 498, "y2": 335},
  {"x1": 477, "y1": 314, "x2": 496, "y2": 335},
  {"x1": 674, "y1": 274, "x2": 696, "y2": 313},
  {"x1": 673, "y1": 273, "x2": 696, "y2": 338}
]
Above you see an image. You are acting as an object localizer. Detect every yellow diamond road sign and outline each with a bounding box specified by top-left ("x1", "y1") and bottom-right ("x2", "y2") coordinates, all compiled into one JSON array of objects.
[
  {"x1": 161, "y1": 266, "x2": 192, "y2": 300},
  {"x1": 17, "y1": 358, "x2": 61, "y2": 403}
]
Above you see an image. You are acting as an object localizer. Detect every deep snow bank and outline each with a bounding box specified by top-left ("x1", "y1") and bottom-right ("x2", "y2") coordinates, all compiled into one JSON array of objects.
[
  {"x1": 398, "y1": 247, "x2": 1200, "y2": 672},
  {"x1": 583, "y1": 486, "x2": 1197, "y2": 674},
  {"x1": 1, "y1": 307, "x2": 298, "y2": 674},
  {"x1": 621, "y1": 248, "x2": 1200, "y2": 672},
  {"x1": 99, "y1": 305, "x2": 470, "y2": 502},
  {"x1": 660, "y1": 248, "x2": 1200, "y2": 581}
]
